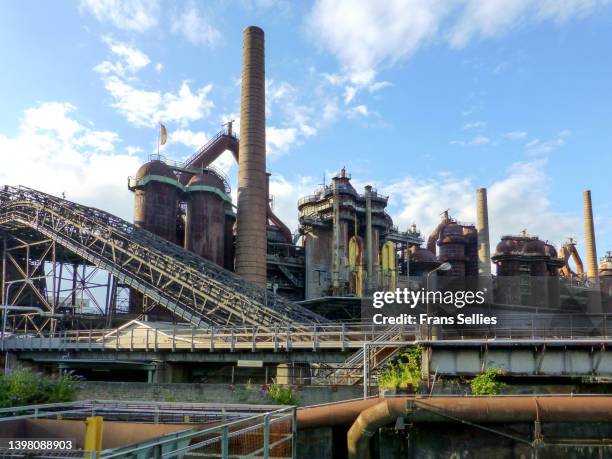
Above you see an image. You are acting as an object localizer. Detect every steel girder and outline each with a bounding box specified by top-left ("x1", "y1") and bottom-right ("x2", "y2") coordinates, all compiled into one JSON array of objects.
[{"x1": 0, "y1": 186, "x2": 326, "y2": 328}]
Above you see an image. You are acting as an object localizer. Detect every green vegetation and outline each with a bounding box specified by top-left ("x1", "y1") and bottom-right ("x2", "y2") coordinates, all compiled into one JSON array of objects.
[
  {"x1": 0, "y1": 369, "x2": 80, "y2": 408},
  {"x1": 267, "y1": 383, "x2": 299, "y2": 405},
  {"x1": 470, "y1": 368, "x2": 506, "y2": 395},
  {"x1": 377, "y1": 346, "x2": 422, "y2": 392}
]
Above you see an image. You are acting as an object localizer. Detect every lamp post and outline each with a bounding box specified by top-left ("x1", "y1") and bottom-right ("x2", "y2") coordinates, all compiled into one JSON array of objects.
[{"x1": 425, "y1": 262, "x2": 452, "y2": 340}]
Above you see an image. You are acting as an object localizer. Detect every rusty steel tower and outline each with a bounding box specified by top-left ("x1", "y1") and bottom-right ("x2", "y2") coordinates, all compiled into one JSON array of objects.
[{"x1": 236, "y1": 26, "x2": 268, "y2": 287}]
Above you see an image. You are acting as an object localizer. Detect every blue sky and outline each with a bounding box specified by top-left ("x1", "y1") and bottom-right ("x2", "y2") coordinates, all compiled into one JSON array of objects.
[{"x1": 0, "y1": 0, "x2": 611, "y2": 263}]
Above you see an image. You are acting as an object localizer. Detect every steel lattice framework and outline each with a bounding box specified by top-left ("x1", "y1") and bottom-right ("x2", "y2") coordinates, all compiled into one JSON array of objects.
[{"x1": 0, "y1": 185, "x2": 326, "y2": 329}]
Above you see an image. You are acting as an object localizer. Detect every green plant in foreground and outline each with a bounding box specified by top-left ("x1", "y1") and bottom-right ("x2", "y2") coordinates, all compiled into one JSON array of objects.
[
  {"x1": 0, "y1": 369, "x2": 80, "y2": 408},
  {"x1": 267, "y1": 383, "x2": 298, "y2": 405},
  {"x1": 377, "y1": 346, "x2": 422, "y2": 392},
  {"x1": 470, "y1": 368, "x2": 506, "y2": 395}
]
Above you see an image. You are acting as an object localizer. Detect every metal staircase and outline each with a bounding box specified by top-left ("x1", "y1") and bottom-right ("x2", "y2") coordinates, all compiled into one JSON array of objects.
[
  {"x1": 315, "y1": 324, "x2": 408, "y2": 384},
  {"x1": 0, "y1": 185, "x2": 326, "y2": 329}
]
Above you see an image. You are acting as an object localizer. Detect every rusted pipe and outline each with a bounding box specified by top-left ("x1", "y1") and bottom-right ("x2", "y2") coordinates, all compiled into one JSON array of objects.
[
  {"x1": 347, "y1": 399, "x2": 405, "y2": 459},
  {"x1": 297, "y1": 398, "x2": 380, "y2": 429},
  {"x1": 298, "y1": 396, "x2": 612, "y2": 459}
]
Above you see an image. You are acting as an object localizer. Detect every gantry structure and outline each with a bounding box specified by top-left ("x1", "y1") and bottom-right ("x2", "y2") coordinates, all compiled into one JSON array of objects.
[{"x1": 0, "y1": 185, "x2": 326, "y2": 337}]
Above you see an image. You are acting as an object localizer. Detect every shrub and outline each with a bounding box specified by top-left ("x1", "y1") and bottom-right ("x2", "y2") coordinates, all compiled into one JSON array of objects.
[
  {"x1": 0, "y1": 369, "x2": 80, "y2": 408},
  {"x1": 470, "y1": 368, "x2": 506, "y2": 395},
  {"x1": 267, "y1": 383, "x2": 298, "y2": 405},
  {"x1": 377, "y1": 346, "x2": 421, "y2": 392}
]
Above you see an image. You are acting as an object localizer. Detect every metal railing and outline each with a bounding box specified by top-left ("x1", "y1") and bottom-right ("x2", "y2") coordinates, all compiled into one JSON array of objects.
[
  {"x1": 3, "y1": 314, "x2": 612, "y2": 353},
  {"x1": 183, "y1": 129, "x2": 237, "y2": 168},
  {"x1": 0, "y1": 400, "x2": 296, "y2": 459}
]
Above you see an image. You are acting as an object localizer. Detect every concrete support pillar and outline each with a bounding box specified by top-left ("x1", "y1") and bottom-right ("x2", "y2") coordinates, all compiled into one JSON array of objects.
[{"x1": 236, "y1": 26, "x2": 267, "y2": 288}]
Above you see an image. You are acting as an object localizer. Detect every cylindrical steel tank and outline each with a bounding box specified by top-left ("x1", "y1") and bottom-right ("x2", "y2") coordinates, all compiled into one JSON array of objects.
[
  {"x1": 130, "y1": 160, "x2": 179, "y2": 315},
  {"x1": 224, "y1": 213, "x2": 236, "y2": 271},
  {"x1": 600, "y1": 252, "x2": 612, "y2": 302},
  {"x1": 437, "y1": 222, "x2": 467, "y2": 277},
  {"x1": 236, "y1": 26, "x2": 268, "y2": 287},
  {"x1": 185, "y1": 172, "x2": 229, "y2": 266},
  {"x1": 132, "y1": 160, "x2": 179, "y2": 243}
]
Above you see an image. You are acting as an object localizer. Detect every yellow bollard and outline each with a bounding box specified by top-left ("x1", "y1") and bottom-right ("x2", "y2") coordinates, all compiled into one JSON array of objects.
[{"x1": 84, "y1": 416, "x2": 103, "y2": 458}]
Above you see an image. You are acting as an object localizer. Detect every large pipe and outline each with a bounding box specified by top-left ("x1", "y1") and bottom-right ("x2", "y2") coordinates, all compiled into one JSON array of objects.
[
  {"x1": 236, "y1": 26, "x2": 267, "y2": 288},
  {"x1": 299, "y1": 396, "x2": 612, "y2": 430},
  {"x1": 583, "y1": 190, "x2": 598, "y2": 281},
  {"x1": 347, "y1": 399, "x2": 404, "y2": 459},
  {"x1": 342, "y1": 396, "x2": 612, "y2": 459}
]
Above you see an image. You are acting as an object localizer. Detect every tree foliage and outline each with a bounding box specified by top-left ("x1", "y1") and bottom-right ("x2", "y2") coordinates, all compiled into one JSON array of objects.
[
  {"x1": 470, "y1": 368, "x2": 506, "y2": 395},
  {"x1": 377, "y1": 346, "x2": 422, "y2": 392},
  {"x1": 267, "y1": 383, "x2": 299, "y2": 405},
  {"x1": 0, "y1": 369, "x2": 80, "y2": 408}
]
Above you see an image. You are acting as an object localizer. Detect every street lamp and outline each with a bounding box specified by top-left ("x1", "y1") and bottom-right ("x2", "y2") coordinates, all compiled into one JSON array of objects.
[
  {"x1": 425, "y1": 262, "x2": 452, "y2": 341},
  {"x1": 426, "y1": 262, "x2": 452, "y2": 290}
]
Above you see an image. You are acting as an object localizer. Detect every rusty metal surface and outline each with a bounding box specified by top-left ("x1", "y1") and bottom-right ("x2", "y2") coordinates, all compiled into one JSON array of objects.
[{"x1": 299, "y1": 395, "x2": 612, "y2": 430}]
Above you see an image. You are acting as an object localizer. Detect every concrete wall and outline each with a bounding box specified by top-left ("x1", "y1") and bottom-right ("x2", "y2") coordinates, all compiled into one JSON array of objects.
[{"x1": 76, "y1": 382, "x2": 361, "y2": 407}]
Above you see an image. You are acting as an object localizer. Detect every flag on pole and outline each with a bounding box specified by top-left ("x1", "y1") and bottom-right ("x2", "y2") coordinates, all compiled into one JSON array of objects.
[{"x1": 160, "y1": 123, "x2": 167, "y2": 145}]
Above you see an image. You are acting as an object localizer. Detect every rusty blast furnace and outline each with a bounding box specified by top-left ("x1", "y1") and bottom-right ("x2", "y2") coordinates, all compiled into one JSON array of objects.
[{"x1": 126, "y1": 25, "x2": 610, "y2": 319}]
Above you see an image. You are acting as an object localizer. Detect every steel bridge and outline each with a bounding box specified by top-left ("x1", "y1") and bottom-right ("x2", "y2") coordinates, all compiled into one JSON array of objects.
[{"x1": 0, "y1": 185, "x2": 325, "y2": 335}]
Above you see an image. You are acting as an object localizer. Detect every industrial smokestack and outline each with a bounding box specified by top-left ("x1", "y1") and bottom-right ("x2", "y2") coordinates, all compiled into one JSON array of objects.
[
  {"x1": 236, "y1": 26, "x2": 267, "y2": 288},
  {"x1": 476, "y1": 188, "x2": 491, "y2": 277},
  {"x1": 476, "y1": 188, "x2": 492, "y2": 302},
  {"x1": 583, "y1": 190, "x2": 599, "y2": 281}
]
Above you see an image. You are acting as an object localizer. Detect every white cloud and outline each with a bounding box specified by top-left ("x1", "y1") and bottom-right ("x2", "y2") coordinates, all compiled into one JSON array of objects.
[
  {"x1": 171, "y1": 2, "x2": 221, "y2": 47},
  {"x1": 525, "y1": 130, "x2": 570, "y2": 155},
  {"x1": 0, "y1": 102, "x2": 140, "y2": 221},
  {"x1": 307, "y1": 0, "x2": 609, "y2": 98},
  {"x1": 95, "y1": 38, "x2": 215, "y2": 127},
  {"x1": 505, "y1": 130, "x2": 528, "y2": 140},
  {"x1": 267, "y1": 127, "x2": 298, "y2": 156},
  {"x1": 97, "y1": 55, "x2": 214, "y2": 127},
  {"x1": 268, "y1": 175, "x2": 319, "y2": 232},
  {"x1": 94, "y1": 37, "x2": 151, "y2": 76},
  {"x1": 308, "y1": 0, "x2": 448, "y2": 87},
  {"x1": 166, "y1": 129, "x2": 209, "y2": 150},
  {"x1": 463, "y1": 121, "x2": 487, "y2": 130},
  {"x1": 471, "y1": 135, "x2": 490, "y2": 145},
  {"x1": 80, "y1": 0, "x2": 159, "y2": 32},
  {"x1": 382, "y1": 159, "x2": 579, "y2": 257},
  {"x1": 343, "y1": 86, "x2": 357, "y2": 104},
  {"x1": 347, "y1": 105, "x2": 369, "y2": 118},
  {"x1": 449, "y1": 0, "x2": 610, "y2": 47},
  {"x1": 450, "y1": 135, "x2": 490, "y2": 147}
]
